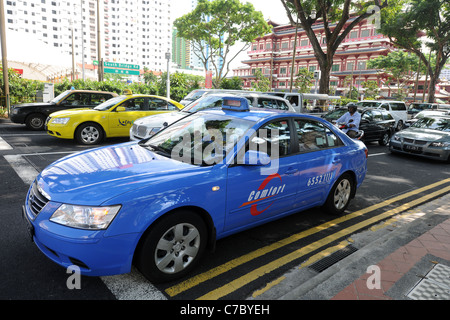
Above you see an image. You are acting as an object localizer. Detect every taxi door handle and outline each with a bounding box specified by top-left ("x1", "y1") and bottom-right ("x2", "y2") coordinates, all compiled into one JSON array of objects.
[{"x1": 285, "y1": 168, "x2": 298, "y2": 175}]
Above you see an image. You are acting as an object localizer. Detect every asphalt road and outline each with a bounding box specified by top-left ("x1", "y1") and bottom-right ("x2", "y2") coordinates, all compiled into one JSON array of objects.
[{"x1": 1, "y1": 118, "x2": 449, "y2": 301}]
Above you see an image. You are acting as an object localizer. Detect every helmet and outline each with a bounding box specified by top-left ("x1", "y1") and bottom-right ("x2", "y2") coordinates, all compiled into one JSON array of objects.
[{"x1": 346, "y1": 103, "x2": 358, "y2": 112}]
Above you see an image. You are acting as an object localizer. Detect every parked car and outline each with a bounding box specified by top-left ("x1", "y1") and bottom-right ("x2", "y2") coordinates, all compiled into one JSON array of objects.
[
  {"x1": 23, "y1": 95, "x2": 367, "y2": 283},
  {"x1": 390, "y1": 115, "x2": 450, "y2": 162},
  {"x1": 130, "y1": 93, "x2": 295, "y2": 141},
  {"x1": 323, "y1": 107, "x2": 395, "y2": 145},
  {"x1": 9, "y1": 90, "x2": 118, "y2": 130},
  {"x1": 356, "y1": 100, "x2": 407, "y2": 130},
  {"x1": 407, "y1": 102, "x2": 450, "y2": 116},
  {"x1": 46, "y1": 92, "x2": 183, "y2": 145},
  {"x1": 179, "y1": 89, "x2": 262, "y2": 106},
  {"x1": 405, "y1": 110, "x2": 450, "y2": 127}
]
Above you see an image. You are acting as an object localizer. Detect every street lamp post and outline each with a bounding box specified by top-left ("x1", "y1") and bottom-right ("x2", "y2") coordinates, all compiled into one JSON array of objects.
[
  {"x1": 0, "y1": 0, "x2": 10, "y2": 115},
  {"x1": 165, "y1": 50, "x2": 171, "y2": 99}
]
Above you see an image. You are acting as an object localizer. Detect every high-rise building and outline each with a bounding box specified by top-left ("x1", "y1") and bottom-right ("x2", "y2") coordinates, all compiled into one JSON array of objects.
[{"x1": 4, "y1": 0, "x2": 172, "y2": 80}]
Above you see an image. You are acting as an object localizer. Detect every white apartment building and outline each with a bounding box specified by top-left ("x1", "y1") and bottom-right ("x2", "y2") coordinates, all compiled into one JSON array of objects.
[{"x1": 4, "y1": 0, "x2": 172, "y2": 80}]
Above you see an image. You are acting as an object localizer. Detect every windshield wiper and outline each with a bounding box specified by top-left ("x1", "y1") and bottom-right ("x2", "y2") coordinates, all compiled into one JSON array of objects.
[{"x1": 139, "y1": 143, "x2": 171, "y2": 158}]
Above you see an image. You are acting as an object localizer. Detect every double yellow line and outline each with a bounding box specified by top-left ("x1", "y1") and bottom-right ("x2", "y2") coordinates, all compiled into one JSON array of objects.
[{"x1": 165, "y1": 178, "x2": 450, "y2": 300}]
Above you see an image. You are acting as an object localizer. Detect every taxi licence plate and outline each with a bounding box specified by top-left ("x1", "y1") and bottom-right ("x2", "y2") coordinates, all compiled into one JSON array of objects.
[{"x1": 22, "y1": 206, "x2": 34, "y2": 242}]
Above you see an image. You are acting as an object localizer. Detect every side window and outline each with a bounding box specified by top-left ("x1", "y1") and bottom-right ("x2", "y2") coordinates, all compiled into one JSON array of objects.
[
  {"x1": 257, "y1": 98, "x2": 278, "y2": 109},
  {"x1": 119, "y1": 98, "x2": 145, "y2": 111},
  {"x1": 149, "y1": 98, "x2": 177, "y2": 110},
  {"x1": 90, "y1": 93, "x2": 109, "y2": 105},
  {"x1": 294, "y1": 119, "x2": 341, "y2": 152},
  {"x1": 380, "y1": 103, "x2": 389, "y2": 111},
  {"x1": 392, "y1": 103, "x2": 406, "y2": 111},
  {"x1": 64, "y1": 93, "x2": 89, "y2": 106},
  {"x1": 381, "y1": 110, "x2": 394, "y2": 120},
  {"x1": 277, "y1": 100, "x2": 290, "y2": 110},
  {"x1": 253, "y1": 120, "x2": 291, "y2": 158}
]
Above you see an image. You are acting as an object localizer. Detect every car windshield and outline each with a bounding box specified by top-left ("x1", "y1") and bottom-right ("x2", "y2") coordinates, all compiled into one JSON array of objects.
[
  {"x1": 180, "y1": 95, "x2": 228, "y2": 113},
  {"x1": 139, "y1": 112, "x2": 256, "y2": 166},
  {"x1": 50, "y1": 90, "x2": 71, "y2": 104},
  {"x1": 324, "y1": 109, "x2": 346, "y2": 120},
  {"x1": 411, "y1": 117, "x2": 450, "y2": 132},
  {"x1": 409, "y1": 103, "x2": 432, "y2": 111},
  {"x1": 183, "y1": 90, "x2": 207, "y2": 102},
  {"x1": 94, "y1": 96, "x2": 127, "y2": 111}
]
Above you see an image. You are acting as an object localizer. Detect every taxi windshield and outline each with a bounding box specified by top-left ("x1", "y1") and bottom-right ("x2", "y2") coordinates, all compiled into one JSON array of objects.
[
  {"x1": 411, "y1": 117, "x2": 450, "y2": 132},
  {"x1": 94, "y1": 96, "x2": 127, "y2": 111},
  {"x1": 140, "y1": 112, "x2": 255, "y2": 165}
]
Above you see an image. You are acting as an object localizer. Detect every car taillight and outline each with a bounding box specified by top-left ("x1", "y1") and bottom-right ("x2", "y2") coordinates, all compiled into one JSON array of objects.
[{"x1": 364, "y1": 148, "x2": 368, "y2": 158}]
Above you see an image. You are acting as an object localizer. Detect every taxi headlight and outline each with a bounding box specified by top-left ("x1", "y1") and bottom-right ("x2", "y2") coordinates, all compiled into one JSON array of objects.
[
  {"x1": 50, "y1": 204, "x2": 121, "y2": 230},
  {"x1": 51, "y1": 117, "x2": 70, "y2": 125}
]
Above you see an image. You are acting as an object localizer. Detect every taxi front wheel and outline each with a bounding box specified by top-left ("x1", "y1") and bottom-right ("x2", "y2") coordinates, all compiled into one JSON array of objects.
[
  {"x1": 135, "y1": 211, "x2": 207, "y2": 283},
  {"x1": 323, "y1": 173, "x2": 354, "y2": 215},
  {"x1": 75, "y1": 122, "x2": 103, "y2": 145}
]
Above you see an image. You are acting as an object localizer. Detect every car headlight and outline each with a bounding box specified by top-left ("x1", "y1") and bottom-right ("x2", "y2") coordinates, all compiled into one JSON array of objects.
[
  {"x1": 430, "y1": 141, "x2": 450, "y2": 148},
  {"x1": 50, "y1": 204, "x2": 121, "y2": 230},
  {"x1": 51, "y1": 117, "x2": 70, "y2": 125}
]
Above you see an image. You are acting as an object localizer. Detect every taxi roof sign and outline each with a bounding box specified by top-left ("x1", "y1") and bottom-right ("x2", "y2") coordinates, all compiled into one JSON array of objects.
[{"x1": 221, "y1": 96, "x2": 249, "y2": 112}]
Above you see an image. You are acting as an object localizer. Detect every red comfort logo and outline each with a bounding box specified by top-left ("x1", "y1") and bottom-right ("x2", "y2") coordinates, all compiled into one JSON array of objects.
[{"x1": 239, "y1": 173, "x2": 286, "y2": 216}]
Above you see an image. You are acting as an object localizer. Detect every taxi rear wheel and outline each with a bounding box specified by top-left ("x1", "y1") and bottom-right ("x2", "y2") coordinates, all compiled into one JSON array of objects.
[
  {"x1": 75, "y1": 123, "x2": 103, "y2": 145},
  {"x1": 135, "y1": 211, "x2": 207, "y2": 283},
  {"x1": 323, "y1": 173, "x2": 354, "y2": 215}
]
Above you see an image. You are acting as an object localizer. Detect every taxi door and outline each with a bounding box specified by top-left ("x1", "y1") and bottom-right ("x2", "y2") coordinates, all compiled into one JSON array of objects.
[
  {"x1": 108, "y1": 97, "x2": 148, "y2": 137},
  {"x1": 224, "y1": 119, "x2": 299, "y2": 232},
  {"x1": 293, "y1": 118, "x2": 343, "y2": 208}
]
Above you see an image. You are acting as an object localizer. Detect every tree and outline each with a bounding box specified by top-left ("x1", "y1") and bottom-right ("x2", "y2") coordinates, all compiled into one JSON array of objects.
[
  {"x1": 379, "y1": 0, "x2": 450, "y2": 102},
  {"x1": 361, "y1": 80, "x2": 380, "y2": 99},
  {"x1": 174, "y1": 0, "x2": 271, "y2": 88},
  {"x1": 293, "y1": 67, "x2": 314, "y2": 92},
  {"x1": 367, "y1": 50, "x2": 420, "y2": 99},
  {"x1": 251, "y1": 69, "x2": 271, "y2": 92},
  {"x1": 280, "y1": 0, "x2": 389, "y2": 95},
  {"x1": 219, "y1": 76, "x2": 243, "y2": 90}
]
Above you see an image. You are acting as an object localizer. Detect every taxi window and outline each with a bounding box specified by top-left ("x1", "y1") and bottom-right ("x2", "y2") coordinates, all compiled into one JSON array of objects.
[
  {"x1": 294, "y1": 119, "x2": 341, "y2": 152},
  {"x1": 149, "y1": 98, "x2": 177, "y2": 111},
  {"x1": 64, "y1": 93, "x2": 90, "y2": 106},
  {"x1": 90, "y1": 93, "x2": 110, "y2": 105},
  {"x1": 254, "y1": 120, "x2": 291, "y2": 158},
  {"x1": 120, "y1": 98, "x2": 145, "y2": 111}
]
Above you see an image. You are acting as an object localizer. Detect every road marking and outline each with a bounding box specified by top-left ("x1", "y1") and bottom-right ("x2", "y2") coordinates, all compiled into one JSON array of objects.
[
  {"x1": 0, "y1": 137, "x2": 13, "y2": 150},
  {"x1": 4, "y1": 155, "x2": 39, "y2": 185},
  {"x1": 166, "y1": 178, "x2": 450, "y2": 298},
  {"x1": 196, "y1": 184, "x2": 450, "y2": 300},
  {"x1": 368, "y1": 152, "x2": 387, "y2": 157}
]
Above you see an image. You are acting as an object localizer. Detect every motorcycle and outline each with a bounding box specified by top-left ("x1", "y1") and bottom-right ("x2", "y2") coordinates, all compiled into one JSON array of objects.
[{"x1": 335, "y1": 119, "x2": 364, "y2": 140}]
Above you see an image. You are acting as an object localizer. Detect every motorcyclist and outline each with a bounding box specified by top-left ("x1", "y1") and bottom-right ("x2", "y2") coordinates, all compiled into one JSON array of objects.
[{"x1": 336, "y1": 103, "x2": 361, "y2": 138}]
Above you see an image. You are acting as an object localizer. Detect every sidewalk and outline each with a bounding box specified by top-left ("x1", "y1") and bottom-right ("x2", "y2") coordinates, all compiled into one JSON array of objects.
[{"x1": 252, "y1": 193, "x2": 450, "y2": 300}]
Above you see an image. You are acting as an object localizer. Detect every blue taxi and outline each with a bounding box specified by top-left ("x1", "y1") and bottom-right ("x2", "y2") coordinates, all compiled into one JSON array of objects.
[{"x1": 23, "y1": 96, "x2": 367, "y2": 283}]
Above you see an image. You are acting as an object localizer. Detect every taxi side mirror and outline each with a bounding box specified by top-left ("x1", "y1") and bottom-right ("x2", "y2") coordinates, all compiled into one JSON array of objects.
[
  {"x1": 116, "y1": 106, "x2": 126, "y2": 112},
  {"x1": 241, "y1": 150, "x2": 271, "y2": 166}
]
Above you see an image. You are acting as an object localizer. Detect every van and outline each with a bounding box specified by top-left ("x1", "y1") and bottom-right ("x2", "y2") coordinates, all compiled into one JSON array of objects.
[{"x1": 356, "y1": 100, "x2": 407, "y2": 130}]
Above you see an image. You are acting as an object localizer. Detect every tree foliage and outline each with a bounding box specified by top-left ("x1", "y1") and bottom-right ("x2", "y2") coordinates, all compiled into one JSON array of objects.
[
  {"x1": 293, "y1": 67, "x2": 314, "y2": 93},
  {"x1": 174, "y1": 0, "x2": 271, "y2": 88},
  {"x1": 281, "y1": 0, "x2": 390, "y2": 95},
  {"x1": 378, "y1": 0, "x2": 450, "y2": 102}
]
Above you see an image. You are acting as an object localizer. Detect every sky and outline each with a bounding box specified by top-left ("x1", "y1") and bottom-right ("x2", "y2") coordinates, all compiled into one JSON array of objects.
[{"x1": 172, "y1": 0, "x2": 290, "y2": 72}]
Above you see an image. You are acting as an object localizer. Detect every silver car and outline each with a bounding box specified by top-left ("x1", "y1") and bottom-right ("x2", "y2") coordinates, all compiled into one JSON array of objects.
[
  {"x1": 389, "y1": 115, "x2": 450, "y2": 161},
  {"x1": 130, "y1": 93, "x2": 295, "y2": 141}
]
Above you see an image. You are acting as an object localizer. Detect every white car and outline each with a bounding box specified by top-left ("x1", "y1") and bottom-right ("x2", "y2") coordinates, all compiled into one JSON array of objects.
[
  {"x1": 405, "y1": 109, "x2": 450, "y2": 127},
  {"x1": 130, "y1": 93, "x2": 295, "y2": 141},
  {"x1": 356, "y1": 100, "x2": 407, "y2": 130}
]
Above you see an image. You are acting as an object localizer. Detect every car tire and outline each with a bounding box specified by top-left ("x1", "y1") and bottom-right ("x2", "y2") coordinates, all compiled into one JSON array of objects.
[
  {"x1": 75, "y1": 122, "x2": 103, "y2": 145},
  {"x1": 379, "y1": 132, "x2": 390, "y2": 146},
  {"x1": 25, "y1": 113, "x2": 46, "y2": 131},
  {"x1": 135, "y1": 211, "x2": 207, "y2": 283},
  {"x1": 323, "y1": 173, "x2": 354, "y2": 216}
]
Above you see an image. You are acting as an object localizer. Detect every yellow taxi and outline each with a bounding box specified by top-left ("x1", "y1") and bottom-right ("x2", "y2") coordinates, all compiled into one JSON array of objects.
[{"x1": 46, "y1": 91, "x2": 184, "y2": 145}]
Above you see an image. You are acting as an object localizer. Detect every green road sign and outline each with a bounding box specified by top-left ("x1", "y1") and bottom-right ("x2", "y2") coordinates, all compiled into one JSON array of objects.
[
  {"x1": 103, "y1": 61, "x2": 140, "y2": 70},
  {"x1": 103, "y1": 68, "x2": 140, "y2": 76}
]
